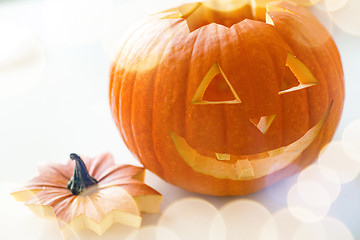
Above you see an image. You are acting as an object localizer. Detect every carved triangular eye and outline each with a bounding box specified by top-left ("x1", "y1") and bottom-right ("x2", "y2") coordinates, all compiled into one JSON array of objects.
[
  {"x1": 191, "y1": 63, "x2": 241, "y2": 105},
  {"x1": 250, "y1": 114, "x2": 276, "y2": 134},
  {"x1": 278, "y1": 53, "x2": 318, "y2": 95}
]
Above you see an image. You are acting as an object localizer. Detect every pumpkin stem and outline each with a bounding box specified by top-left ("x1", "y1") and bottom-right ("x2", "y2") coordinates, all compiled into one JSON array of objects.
[{"x1": 67, "y1": 153, "x2": 98, "y2": 195}]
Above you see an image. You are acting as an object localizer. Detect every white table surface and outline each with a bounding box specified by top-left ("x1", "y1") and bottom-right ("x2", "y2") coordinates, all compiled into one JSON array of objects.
[{"x1": 1, "y1": 0, "x2": 360, "y2": 239}]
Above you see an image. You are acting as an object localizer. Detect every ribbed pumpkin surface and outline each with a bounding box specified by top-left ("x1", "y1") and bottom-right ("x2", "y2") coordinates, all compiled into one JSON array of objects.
[{"x1": 109, "y1": 1, "x2": 344, "y2": 195}]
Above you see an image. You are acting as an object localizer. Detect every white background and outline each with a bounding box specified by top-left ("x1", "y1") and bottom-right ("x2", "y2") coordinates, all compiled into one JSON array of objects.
[{"x1": 0, "y1": 0, "x2": 360, "y2": 239}]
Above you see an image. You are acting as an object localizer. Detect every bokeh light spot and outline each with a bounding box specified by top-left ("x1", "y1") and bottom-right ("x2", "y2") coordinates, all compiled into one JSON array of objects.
[
  {"x1": 342, "y1": 119, "x2": 360, "y2": 162},
  {"x1": 313, "y1": 0, "x2": 348, "y2": 12},
  {"x1": 297, "y1": 165, "x2": 341, "y2": 203},
  {"x1": 267, "y1": 208, "x2": 304, "y2": 240},
  {"x1": 287, "y1": 182, "x2": 330, "y2": 223},
  {"x1": 320, "y1": 217, "x2": 354, "y2": 240},
  {"x1": 324, "y1": 0, "x2": 348, "y2": 12},
  {"x1": 291, "y1": 217, "x2": 354, "y2": 240},
  {"x1": 126, "y1": 226, "x2": 181, "y2": 240},
  {"x1": 318, "y1": 141, "x2": 360, "y2": 183},
  {"x1": 330, "y1": 0, "x2": 360, "y2": 36},
  {"x1": 102, "y1": 0, "x2": 186, "y2": 59},
  {"x1": 158, "y1": 197, "x2": 226, "y2": 240},
  {"x1": 291, "y1": 221, "x2": 327, "y2": 240},
  {"x1": 309, "y1": 5, "x2": 334, "y2": 33},
  {"x1": 269, "y1": 208, "x2": 354, "y2": 240},
  {"x1": 219, "y1": 199, "x2": 276, "y2": 240}
]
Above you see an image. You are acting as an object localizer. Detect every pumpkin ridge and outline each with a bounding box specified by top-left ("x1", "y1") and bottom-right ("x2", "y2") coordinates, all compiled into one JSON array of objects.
[
  {"x1": 126, "y1": 67, "x2": 140, "y2": 158},
  {"x1": 24, "y1": 184, "x2": 68, "y2": 191},
  {"x1": 328, "y1": 45, "x2": 344, "y2": 96},
  {"x1": 170, "y1": 30, "x2": 201, "y2": 183},
  {"x1": 86, "y1": 195, "x2": 105, "y2": 222},
  {"x1": 96, "y1": 165, "x2": 142, "y2": 182},
  {"x1": 316, "y1": 38, "x2": 344, "y2": 106},
  {"x1": 219, "y1": 26, "x2": 239, "y2": 153},
  {"x1": 110, "y1": 2, "x2": 344, "y2": 195},
  {"x1": 232, "y1": 23, "x2": 253, "y2": 153},
  {"x1": 244, "y1": 20, "x2": 287, "y2": 150},
  {"x1": 110, "y1": 179, "x2": 160, "y2": 196},
  {"x1": 184, "y1": 29, "x2": 202, "y2": 161},
  {"x1": 88, "y1": 153, "x2": 115, "y2": 178},
  {"x1": 263, "y1": 30, "x2": 285, "y2": 148},
  {"x1": 274, "y1": 34, "x2": 314, "y2": 149},
  {"x1": 28, "y1": 189, "x2": 73, "y2": 207},
  {"x1": 110, "y1": 21, "x2": 146, "y2": 131},
  {"x1": 109, "y1": 64, "x2": 119, "y2": 127},
  {"x1": 299, "y1": 31, "x2": 331, "y2": 127},
  {"x1": 304, "y1": 78, "x2": 311, "y2": 142},
  {"x1": 148, "y1": 22, "x2": 181, "y2": 179},
  {"x1": 120, "y1": 19, "x2": 170, "y2": 157},
  {"x1": 302, "y1": 41, "x2": 322, "y2": 132},
  {"x1": 44, "y1": 164, "x2": 71, "y2": 181},
  {"x1": 269, "y1": 8, "x2": 326, "y2": 145},
  {"x1": 286, "y1": 50, "x2": 312, "y2": 145},
  {"x1": 54, "y1": 196, "x2": 79, "y2": 227},
  {"x1": 69, "y1": 195, "x2": 82, "y2": 222},
  {"x1": 113, "y1": 68, "x2": 127, "y2": 140},
  {"x1": 130, "y1": 20, "x2": 181, "y2": 178},
  {"x1": 26, "y1": 174, "x2": 68, "y2": 188},
  {"x1": 118, "y1": 64, "x2": 137, "y2": 155},
  {"x1": 215, "y1": 25, "x2": 228, "y2": 152}
]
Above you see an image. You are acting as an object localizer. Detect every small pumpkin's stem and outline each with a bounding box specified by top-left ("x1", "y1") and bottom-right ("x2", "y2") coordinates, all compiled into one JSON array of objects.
[{"x1": 67, "y1": 153, "x2": 98, "y2": 195}]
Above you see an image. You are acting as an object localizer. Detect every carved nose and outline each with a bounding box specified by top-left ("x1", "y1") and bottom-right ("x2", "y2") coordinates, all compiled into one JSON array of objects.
[{"x1": 250, "y1": 114, "x2": 276, "y2": 134}]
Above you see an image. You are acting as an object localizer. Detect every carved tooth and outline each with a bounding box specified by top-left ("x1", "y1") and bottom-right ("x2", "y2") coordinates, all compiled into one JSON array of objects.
[
  {"x1": 266, "y1": 12, "x2": 275, "y2": 26},
  {"x1": 235, "y1": 160, "x2": 255, "y2": 179},
  {"x1": 215, "y1": 153, "x2": 230, "y2": 161},
  {"x1": 268, "y1": 146, "x2": 286, "y2": 157}
]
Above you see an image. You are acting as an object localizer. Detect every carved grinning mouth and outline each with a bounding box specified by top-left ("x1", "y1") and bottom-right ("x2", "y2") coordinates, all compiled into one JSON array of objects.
[{"x1": 170, "y1": 102, "x2": 332, "y2": 180}]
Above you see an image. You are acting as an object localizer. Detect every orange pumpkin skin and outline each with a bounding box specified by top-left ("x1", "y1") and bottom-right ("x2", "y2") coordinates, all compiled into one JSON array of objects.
[{"x1": 109, "y1": 1, "x2": 344, "y2": 196}]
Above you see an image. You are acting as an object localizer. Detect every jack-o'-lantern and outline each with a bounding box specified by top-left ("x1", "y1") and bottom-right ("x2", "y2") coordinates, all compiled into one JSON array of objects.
[{"x1": 109, "y1": 0, "x2": 344, "y2": 196}]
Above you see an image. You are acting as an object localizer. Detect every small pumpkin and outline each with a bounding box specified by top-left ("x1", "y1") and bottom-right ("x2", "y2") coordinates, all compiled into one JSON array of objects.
[
  {"x1": 12, "y1": 153, "x2": 162, "y2": 238},
  {"x1": 109, "y1": 1, "x2": 344, "y2": 196}
]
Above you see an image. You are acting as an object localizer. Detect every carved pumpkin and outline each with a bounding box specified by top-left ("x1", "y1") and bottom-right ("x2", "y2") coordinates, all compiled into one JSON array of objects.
[
  {"x1": 109, "y1": 1, "x2": 344, "y2": 196},
  {"x1": 12, "y1": 153, "x2": 162, "y2": 237}
]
